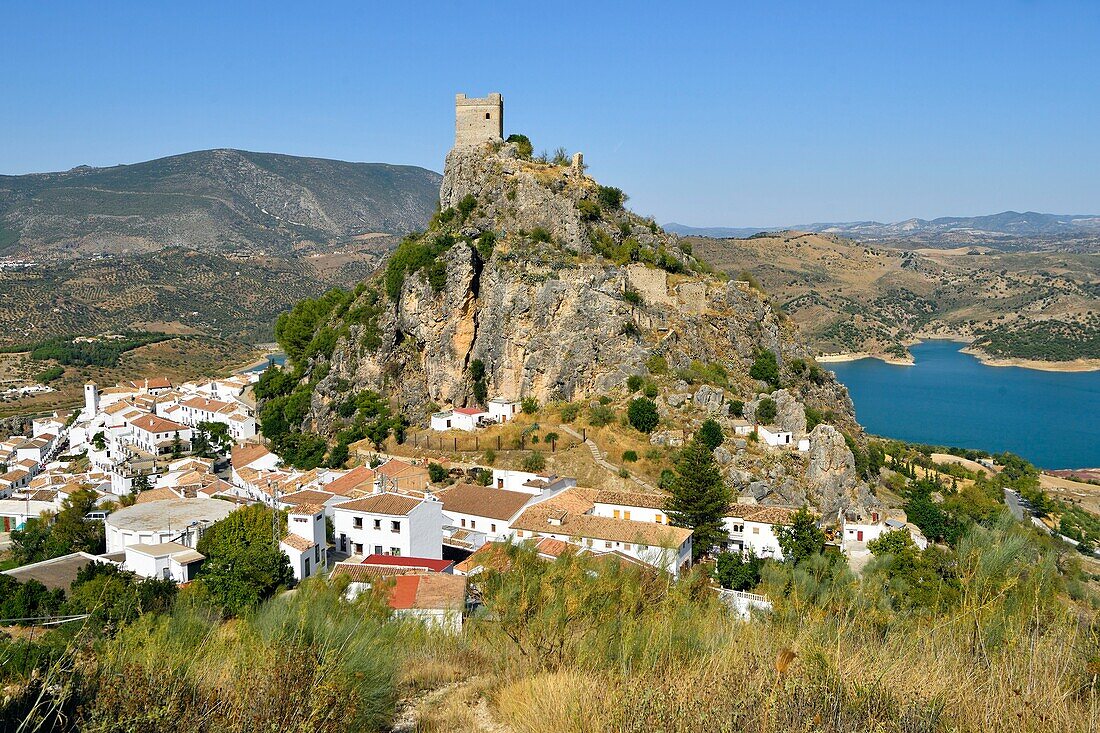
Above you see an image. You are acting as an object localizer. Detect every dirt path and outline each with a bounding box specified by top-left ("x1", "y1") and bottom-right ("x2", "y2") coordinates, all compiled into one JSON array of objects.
[
  {"x1": 557, "y1": 424, "x2": 659, "y2": 492},
  {"x1": 390, "y1": 677, "x2": 513, "y2": 733}
]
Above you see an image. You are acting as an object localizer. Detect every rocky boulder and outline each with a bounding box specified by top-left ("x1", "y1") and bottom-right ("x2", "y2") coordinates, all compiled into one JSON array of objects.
[{"x1": 804, "y1": 424, "x2": 861, "y2": 514}]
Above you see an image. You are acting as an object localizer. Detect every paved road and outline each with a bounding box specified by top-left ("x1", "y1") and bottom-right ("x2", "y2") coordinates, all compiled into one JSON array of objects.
[{"x1": 1004, "y1": 489, "x2": 1024, "y2": 520}]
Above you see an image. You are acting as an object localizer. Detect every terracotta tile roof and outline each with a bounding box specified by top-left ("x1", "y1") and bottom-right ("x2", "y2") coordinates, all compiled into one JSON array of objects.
[
  {"x1": 388, "y1": 574, "x2": 466, "y2": 611},
  {"x1": 287, "y1": 502, "x2": 324, "y2": 517},
  {"x1": 180, "y1": 396, "x2": 233, "y2": 412},
  {"x1": 532, "y1": 537, "x2": 574, "y2": 558},
  {"x1": 331, "y1": 563, "x2": 424, "y2": 580},
  {"x1": 440, "y1": 483, "x2": 532, "y2": 521},
  {"x1": 281, "y1": 489, "x2": 335, "y2": 507},
  {"x1": 727, "y1": 505, "x2": 800, "y2": 525},
  {"x1": 511, "y1": 489, "x2": 691, "y2": 548},
  {"x1": 335, "y1": 492, "x2": 423, "y2": 516},
  {"x1": 129, "y1": 414, "x2": 186, "y2": 434},
  {"x1": 375, "y1": 459, "x2": 424, "y2": 479},
  {"x1": 135, "y1": 487, "x2": 183, "y2": 504},
  {"x1": 593, "y1": 490, "x2": 670, "y2": 509},
  {"x1": 453, "y1": 407, "x2": 485, "y2": 416},
  {"x1": 360, "y1": 554, "x2": 454, "y2": 573},
  {"x1": 231, "y1": 442, "x2": 273, "y2": 470},
  {"x1": 199, "y1": 479, "x2": 235, "y2": 496},
  {"x1": 324, "y1": 465, "x2": 376, "y2": 496},
  {"x1": 280, "y1": 534, "x2": 317, "y2": 552}
]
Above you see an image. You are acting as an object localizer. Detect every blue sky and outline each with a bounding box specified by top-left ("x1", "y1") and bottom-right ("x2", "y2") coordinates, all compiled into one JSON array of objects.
[{"x1": 2, "y1": 1, "x2": 1098, "y2": 226}]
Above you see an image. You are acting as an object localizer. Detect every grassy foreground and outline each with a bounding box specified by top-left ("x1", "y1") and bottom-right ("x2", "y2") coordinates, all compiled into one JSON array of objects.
[{"x1": 4, "y1": 516, "x2": 1100, "y2": 732}]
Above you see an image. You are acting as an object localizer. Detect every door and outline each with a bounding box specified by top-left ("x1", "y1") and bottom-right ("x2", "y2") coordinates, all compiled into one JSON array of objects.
[
  {"x1": 857, "y1": 530, "x2": 863, "y2": 541},
  {"x1": 339, "y1": 533, "x2": 347, "y2": 552}
]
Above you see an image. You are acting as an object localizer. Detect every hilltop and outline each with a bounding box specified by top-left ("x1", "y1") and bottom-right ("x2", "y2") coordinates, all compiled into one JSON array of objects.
[
  {"x1": 0, "y1": 150, "x2": 442, "y2": 350},
  {"x1": 0, "y1": 149, "x2": 440, "y2": 255}
]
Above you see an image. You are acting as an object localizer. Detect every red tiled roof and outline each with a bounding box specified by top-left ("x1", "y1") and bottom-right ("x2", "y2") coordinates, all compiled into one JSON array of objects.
[
  {"x1": 360, "y1": 554, "x2": 453, "y2": 573},
  {"x1": 231, "y1": 442, "x2": 272, "y2": 470},
  {"x1": 388, "y1": 574, "x2": 466, "y2": 611},
  {"x1": 453, "y1": 407, "x2": 485, "y2": 416},
  {"x1": 325, "y1": 465, "x2": 376, "y2": 496},
  {"x1": 130, "y1": 414, "x2": 186, "y2": 434},
  {"x1": 335, "y1": 492, "x2": 423, "y2": 516}
]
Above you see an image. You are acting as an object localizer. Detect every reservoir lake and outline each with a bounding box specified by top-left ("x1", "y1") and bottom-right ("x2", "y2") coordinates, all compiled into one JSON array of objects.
[{"x1": 826, "y1": 340, "x2": 1100, "y2": 469}]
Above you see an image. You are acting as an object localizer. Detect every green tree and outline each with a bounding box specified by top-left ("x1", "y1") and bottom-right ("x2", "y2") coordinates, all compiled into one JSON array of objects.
[
  {"x1": 11, "y1": 489, "x2": 105, "y2": 566},
  {"x1": 91, "y1": 431, "x2": 106, "y2": 451},
  {"x1": 697, "y1": 419, "x2": 724, "y2": 451},
  {"x1": 596, "y1": 185, "x2": 626, "y2": 210},
  {"x1": 714, "y1": 550, "x2": 764, "y2": 591},
  {"x1": 170, "y1": 432, "x2": 183, "y2": 458},
  {"x1": 749, "y1": 349, "x2": 781, "y2": 389},
  {"x1": 775, "y1": 506, "x2": 825, "y2": 564},
  {"x1": 427, "y1": 462, "x2": 449, "y2": 484},
  {"x1": 505, "y1": 133, "x2": 533, "y2": 159},
  {"x1": 588, "y1": 404, "x2": 616, "y2": 427},
  {"x1": 626, "y1": 374, "x2": 644, "y2": 392},
  {"x1": 666, "y1": 438, "x2": 731, "y2": 560},
  {"x1": 627, "y1": 397, "x2": 659, "y2": 433},
  {"x1": 196, "y1": 505, "x2": 293, "y2": 617},
  {"x1": 521, "y1": 397, "x2": 539, "y2": 414},
  {"x1": 754, "y1": 397, "x2": 777, "y2": 424}
]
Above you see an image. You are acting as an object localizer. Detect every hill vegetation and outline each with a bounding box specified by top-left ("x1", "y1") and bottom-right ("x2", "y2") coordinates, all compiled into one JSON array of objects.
[{"x1": 690, "y1": 232, "x2": 1100, "y2": 362}]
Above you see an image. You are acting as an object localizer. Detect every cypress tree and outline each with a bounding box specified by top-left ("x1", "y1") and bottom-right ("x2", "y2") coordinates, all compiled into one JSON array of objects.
[{"x1": 666, "y1": 438, "x2": 731, "y2": 560}]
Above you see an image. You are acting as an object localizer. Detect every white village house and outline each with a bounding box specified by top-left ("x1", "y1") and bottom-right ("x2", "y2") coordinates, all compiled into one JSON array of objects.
[
  {"x1": 333, "y1": 492, "x2": 443, "y2": 559},
  {"x1": 430, "y1": 407, "x2": 489, "y2": 432}
]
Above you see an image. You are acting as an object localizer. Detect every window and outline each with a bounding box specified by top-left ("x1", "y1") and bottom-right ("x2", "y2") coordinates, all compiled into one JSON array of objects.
[
  {"x1": 624, "y1": 543, "x2": 632, "y2": 550},
  {"x1": 353, "y1": 517, "x2": 363, "y2": 529},
  {"x1": 613, "y1": 509, "x2": 621, "y2": 519},
  {"x1": 304, "y1": 558, "x2": 311, "y2": 576},
  {"x1": 752, "y1": 527, "x2": 760, "y2": 535},
  {"x1": 491, "y1": 523, "x2": 497, "y2": 533},
  {"x1": 373, "y1": 519, "x2": 381, "y2": 530},
  {"x1": 485, "y1": 112, "x2": 491, "y2": 119},
  {"x1": 354, "y1": 543, "x2": 363, "y2": 555},
  {"x1": 624, "y1": 510, "x2": 631, "y2": 520},
  {"x1": 391, "y1": 520, "x2": 401, "y2": 533},
  {"x1": 390, "y1": 547, "x2": 400, "y2": 556},
  {"x1": 314, "y1": 546, "x2": 320, "y2": 562},
  {"x1": 604, "y1": 541, "x2": 612, "y2": 549},
  {"x1": 460, "y1": 518, "x2": 467, "y2": 528},
  {"x1": 470, "y1": 520, "x2": 476, "y2": 529},
  {"x1": 655, "y1": 514, "x2": 664, "y2": 524},
  {"x1": 374, "y1": 545, "x2": 383, "y2": 554}
]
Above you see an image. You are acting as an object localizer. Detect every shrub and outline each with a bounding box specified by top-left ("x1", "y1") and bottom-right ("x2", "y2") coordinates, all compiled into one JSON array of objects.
[
  {"x1": 529, "y1": 227, "x2": 553, "y2": 244},
  {"x1": 589, "y1": 404, "x2": 616, "y2": 427},
  {"x1": 428, "y1": 462, "x2": 449, "y2": 484},
  {"x1": 646, "y1": 354, "x2": 668, "y2": 374},
  {"x1": 622, "y1": 289, "x2": 642, "y2": 306},
  {"x1": 618, "y1": 468, "x2": 630, "y2": 478},
  {"x1": 577, "y1": 199, "x2": 601, "y2": 221},
  {"x1": 560, "y1": 403, "x2": 580, "y2": 422},
  {"x1": 642, "y1": 381, "x2": 659, "y2": 398},
  {"x1": 729, "y1": 399, "x2": 745, "y2": 418},
  {"x1": 456, "y1": 193, "x2": 477, "y2": 222},
  {"x1": 626, "y1": 374, "x2": 644, "y2": 392},
  {"x1": 522, "y1": 451, "x2": 546, "y2": 472},
  {"x1": 622, "y1": 450, "x2": 639, "y2": 463},
  {"x1": 644, "y1": 448, "x2": 662, "y2": 460},
  {"x1": 483, "y1": 449, "x2": 497, "y2": 465},
  {"x1": 506, "y1": 133, "x2": 533, "y2": 159},
  {"x1": 597, "y1": 185, "x2": 626, "y2": 210},
  {"x1": 598, "y1": 395, "x2": 613, "y2": 405},
  {"x1": 749, "y1": 349, "x2": 781, "y2": 389},
  {"x1": 521, "y1": 397, "x2": 539, "y2": 414},
  {"x1": 755, "y1": 397, "x2": 777, "y2": 424},
  {"x1": 476, "y1": 231, "x2": 497, "y2": 260},
  {"x1": 36, "y1": 365, "x2": 64, "y2": 383},
  {"x1": 627, "y1": 397, "x2": 659, "y2": 433}
]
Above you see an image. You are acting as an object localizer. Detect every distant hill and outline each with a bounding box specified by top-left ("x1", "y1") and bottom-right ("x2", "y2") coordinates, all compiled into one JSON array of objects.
[
  {"x1": 667, "y1": 211, "x2": 1100, "y2": 252},
  {"x1": 0, "y1": 149, "x2": 442, "y2": 256},
  {"x1": 662, "y1": 222, "x2": 770, "y2": 239}
]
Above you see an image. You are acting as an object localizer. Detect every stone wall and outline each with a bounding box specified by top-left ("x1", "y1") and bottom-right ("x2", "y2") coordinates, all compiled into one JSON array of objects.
[{"x1": 455, "y1": 92, "x2": 503, "y2": 147}]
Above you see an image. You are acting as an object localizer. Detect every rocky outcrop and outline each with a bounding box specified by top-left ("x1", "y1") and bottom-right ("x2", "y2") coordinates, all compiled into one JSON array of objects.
[
  {"x1": 297, "y1": 141, "x2": 864, "y2": 503},
  {"x1": 803, "y1": 425, "x2": 875, "y2": 514}
]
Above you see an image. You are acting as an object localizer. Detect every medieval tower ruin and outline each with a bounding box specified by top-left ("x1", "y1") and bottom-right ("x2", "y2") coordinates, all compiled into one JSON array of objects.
[{"x1": 454, "y1": 92, "x2": 503, "y2": 147}]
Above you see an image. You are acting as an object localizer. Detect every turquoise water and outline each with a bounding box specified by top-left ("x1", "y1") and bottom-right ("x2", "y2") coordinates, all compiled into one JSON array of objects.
[
  {"x1": 242, "y1": 352, "x2": 287, "y2": 373},
  {"x1": 826, "y1": 340, "x2": 1100, "y2": 469}
]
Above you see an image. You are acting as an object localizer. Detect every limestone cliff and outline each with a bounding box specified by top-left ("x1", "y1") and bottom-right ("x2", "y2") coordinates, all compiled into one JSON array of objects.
[{"x1": 292, "y1": 140, "x2": 869, "y2": 511}]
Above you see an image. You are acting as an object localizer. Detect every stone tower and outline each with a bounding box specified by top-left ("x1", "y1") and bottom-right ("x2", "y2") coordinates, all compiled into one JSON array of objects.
[{"x1": 454, "y1": 92, "x2": 503, "y2": 147}]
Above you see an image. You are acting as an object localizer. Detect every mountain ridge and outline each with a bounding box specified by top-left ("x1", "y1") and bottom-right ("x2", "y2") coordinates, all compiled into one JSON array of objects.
[{"x1": 0, "y1": 148, "x2": 442, "y2": 256}]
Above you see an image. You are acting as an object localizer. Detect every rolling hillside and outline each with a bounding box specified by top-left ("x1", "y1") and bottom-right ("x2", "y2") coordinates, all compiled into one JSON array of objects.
[{"x1": 0, "y1": 148, "x2": 441, "y2": 256}]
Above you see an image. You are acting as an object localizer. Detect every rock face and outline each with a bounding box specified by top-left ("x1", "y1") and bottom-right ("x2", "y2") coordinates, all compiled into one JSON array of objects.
[
  {"x1": 297, "y1": 141, "x2": 860, "y2": 461},
  {"x1": 804, "y1": 424, "x2": 869, "y2": 514}
]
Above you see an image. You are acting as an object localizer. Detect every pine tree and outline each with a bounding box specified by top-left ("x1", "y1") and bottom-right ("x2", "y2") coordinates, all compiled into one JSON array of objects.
[{"x1": 666, "y1": 438, "x2": 731, "y2": 560}]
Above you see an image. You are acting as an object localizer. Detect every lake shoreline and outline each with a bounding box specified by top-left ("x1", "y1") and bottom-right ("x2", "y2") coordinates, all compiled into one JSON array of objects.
[{"x1": 818, "y1": 336, "x2": 1100, "y2": 373}]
